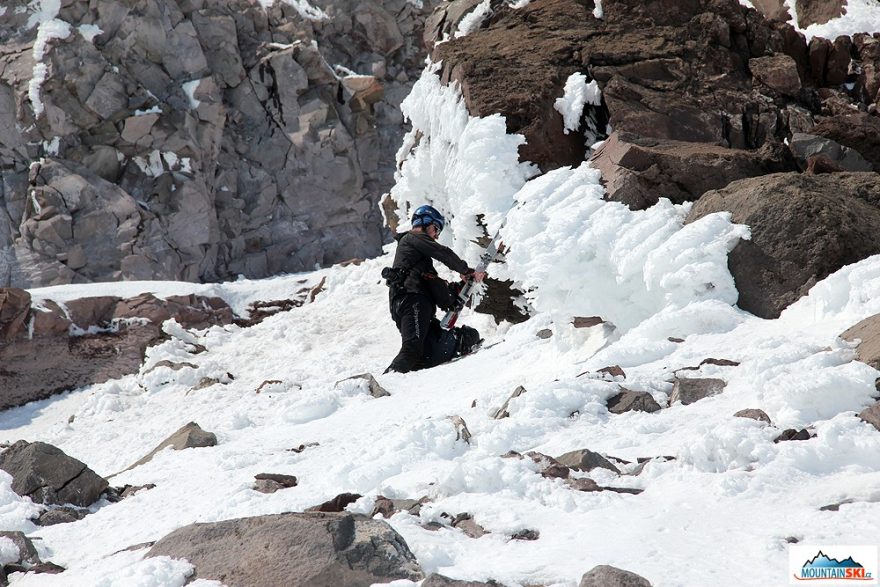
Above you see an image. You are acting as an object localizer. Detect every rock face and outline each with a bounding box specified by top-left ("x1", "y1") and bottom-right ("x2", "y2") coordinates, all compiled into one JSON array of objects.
[
  {"x1": 687, "y1": 172, "x2": 880, "y2": 318},
  {"x1": 432, "y1": 0, "x2": 822, "y2": 171},
  {"x1": 0, "y1": 288, "x2": 233, "y2": 410},
  {"x1": 0, "y1": 441, "x2": 108, "y2": 507},
  {"x1": 0, "y1": 0, "x2": 438, "y2": 288},
  {"x1": 147, "y1": 512, "x2": 424, "y2": 586}
]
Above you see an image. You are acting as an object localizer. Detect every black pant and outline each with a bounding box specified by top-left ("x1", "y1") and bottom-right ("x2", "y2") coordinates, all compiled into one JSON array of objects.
[{"x1": 387, "y1": 293, "x2": 435, "y2": 373}]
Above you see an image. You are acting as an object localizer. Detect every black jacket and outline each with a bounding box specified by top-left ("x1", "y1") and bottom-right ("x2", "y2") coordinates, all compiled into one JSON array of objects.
[{"x1": 391, "y1": 231, "x2": 472, "y2": 298}]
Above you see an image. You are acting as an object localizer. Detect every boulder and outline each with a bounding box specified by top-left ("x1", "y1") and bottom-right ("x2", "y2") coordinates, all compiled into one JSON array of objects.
[
  {"x1": 0, "y1": 441, "x2": 108, "y2": 507},
  {"x1": 147, "y1": 512, "x2": 424, "y2": 586},
  {"x1": 734, "y1": 408, "x2": 772, "y2": 424},
  {"x1": 580, "y1": 565, "x2": 653, "y2": 587},
  {"x1": 0, "y1": 532, "x2": 40, "y2": 567},
  {"x1": 858, "y1": 402, "x2": 880, "y2": 432},
  {"x1": 0, "y1": 288, "x2": 30, "y2": 341},
  {"x1": 307, "y1": 493, "x2": 364, "y2": 513},
  {"x1": 253, "y1": 473, "x2": 298, "y2": 494},
  {"x1": 590, "y1": 132, "x2": 795, "y2": 209},
  {"x1": 555, "y1": 449, "x2": 620, "y2": 474},
  {"x1": 669, "y1": 378, "x2": 726, "y2": 405},
  {"x1": 774, "y1": 428, "x2": 812, "y2": 442},
  {"x1": 841, "y1": 314, "x2": 880, "y2": 370},
  {"x1": 607, "y1": 389, "x2": 662, "y2": 414},
  {"x1": 789, "y1": 133, "x2": 873, "y2": 172},
  {"x1": 686, "y1": 172, "x2": 880, "y2": 318}
]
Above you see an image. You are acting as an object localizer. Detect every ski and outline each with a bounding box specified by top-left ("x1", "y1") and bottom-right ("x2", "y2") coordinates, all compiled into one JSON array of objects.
[{"x1": 440, "y1": 228, "x2": 504, "y2": 330}]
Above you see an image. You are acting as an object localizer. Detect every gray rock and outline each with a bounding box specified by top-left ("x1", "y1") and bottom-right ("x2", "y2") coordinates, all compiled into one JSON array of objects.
[
  {"x1": 607, "y1": 389, "x2": 661, "y2": 414},
  {"x1": 147, "y1": 512, "x2": 423, "y2": 586},
  {"x1": 789, "y1": 133, "x2": 873, "y2": 172},
  {"x1": 669, "y1": 378, "x2": 726, "y2": 405},
  {"x1": 492, "y1": 385, "x2": 527, "y2": 419},
  {"x1": 35, "y1": 506, "x2": 90, "y2": 526},
  {"x1": 555, "y1": 449, "x2": 620, "y2": 474},
  {"x1": 337, "y1": 373, "x2": 389, "y2": 398},
  {"x1": 0, "y1": 441, "x2": 108, "y2": 507},
  {"x1": 253, "y1": 473, "x2": 298, "y2": 494},
  {"x1": 0, "y1": 531, "x2": 41, "y2": 566},
  {"x1": 580, "y1": 564, "x2": 653, "y2": 587},
  {"x1": 734, "y1": 408, "x2": 772, "y2": 424},
  {"x1": 857, "y1": 403, "x2": 880, "y2": 432},
  {"x1": 422, "y1": 574, "x2": 501, "y2": 587}
]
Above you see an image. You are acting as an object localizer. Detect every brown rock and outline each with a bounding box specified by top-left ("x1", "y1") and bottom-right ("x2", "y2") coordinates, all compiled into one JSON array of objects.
[
  {"x1": 607, "y1": 389, "x2": 662, "y2": 414},
  {"x1": 734, "y1": 408, "x2": 772, "y2": 424},
  {"x1": 0, "y1": 289, "x2": 31, "y2": 340},
  {"x1": 307, "y1": 492, "x2": 363, "y2": 513},
  {"x1": 555, "y1": 449, "x2": 620, "y2": 474},
  {"x1": 493, "y1": 385, "x2": 527, "y2": 419},
  {"x1": 590, "y1": 132, "x2": 795, "y2": 210},
  {"x1": 858, "y1": 402, "x2": 880, "y2": 431},
  {"x1": 796, "y1": 0, "x2": 846, "y2": 28},
  {"x1": 669, "y1": 377, "x2": 726, "y2": 405},
  {"x1": 687, "y1": 172, "x2": 880, "y2": 318},
  {"x1": 774, "y1": 428, "x2": 812, "y2": 442},
  {"x1": 750, "y1": 54, "x2": 802, "y2": 96},
  {"x1": 423, "y1": 574, "x2": 502, "y2": 587},
  {"x1": 114, "y1": 422, "x2": 217, "y2": 476},
  {"x1": 841, "y1": 314, "x2": 880, "y2": 370},
  {"x1": 811, "y1": 112, "x2": 880, "y2": 171}
]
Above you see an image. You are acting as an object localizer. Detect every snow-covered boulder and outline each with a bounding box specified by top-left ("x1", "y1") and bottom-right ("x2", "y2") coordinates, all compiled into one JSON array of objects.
[
  {"x1": 147, "y1": 512, "x2": 424, "y2": 586},
  {"x1": 0, "y1": 441, "x2": 108, "y2": 507}
]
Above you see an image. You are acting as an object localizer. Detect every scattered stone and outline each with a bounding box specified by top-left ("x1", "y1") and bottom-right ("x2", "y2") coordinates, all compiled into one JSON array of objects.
[
  {"x1": 858, "y1": 403, "x2": 880, "y2": 432},
  {"x1": 306, "y1": 492, "x2": 363, "y2": 513},
  {"x1": 111, "y1": 422, "x2": 217, "y2": 477},
  {"x1": 493, "y1": 385, "x2": 527, "y2": 419},
  {"x1": 579, "y1": 564, "x2": 653, "y2": 587},
  {"x1": 607, "y1": 389, "x2": 661, "y2": 414},
  {"x1": 819, "y1": 499, "x2": 855, "y2": 511},
  {"x1": 143, "y1": 360, "x2": 199, "y2": 375},
  {"x1": 234, "y1": 297, "x2": 306, "y2": 328},
  {"x1": 572, "y1": 316, "x2": 605, "y2": 328},
  {"x1": 288, "y1": 442, "x2": 320, "y2": 453},
  {"x1": 565, "y1": 477, "x2": 602, "y2": 492},
  {"x1": 422, "y1": 574, "x2": 502, "y2": 587},
  {"x1": 371, "y1": 496, "x2": 426, "y2": 519},
  {"x1": 147, "y1": 512, "x2": 424, "y2": 586},
  {"x1": 734, "y1": 409, "x2": 772, "y2": 424},
  {"x1": 337, "y1": 373, "x2": 390, "y2": 398},
  {"x1": 449, "y1": 416, "x2": 473, "y2": 444},
  {"x1": 555, "y1": 449, "x2": 620, "y2": 474},
  {"x1": 786, "y1": 536, "x2": 800, "y2": 543},
  {"x1": 600, "y1": 486, "x2": 645, "y2": 495},
  {"x1": 774, "y1": 429, "x2": 812, "y2": 443},
  {"x1": 0, "y1": 441, "x2": 108, "y2": 507},
  {"x1": 118, "y1": 484, "x2": 157, "y2": 499},
  {"x1": 598, "y1": 365, "x2": 626, "y2": 379},
  {"x1": 35, "y1": 506, "x2": 90, "y2": 526},
  {"x1": 0, "y1": 532, "x2": 41, "y2": 566},
  {"x1": 525, "y1": 452, "x2": 570, "y2": 479},
  {"x1": 669, "y1": 378, "x2": 726, "y2": 405},
  {"x1": 452, "y1": 513, "x2": 488, "y2": 539},
  {"x1": 253, "y1": 473, "x2": 298, "y2": 494},
  {"x1": 191, "y1": 377, "x2": 221, "y2": 391},
  {"x1": 510, "y1": 529, "x2": 540, "y2": 541},
  {"x1": 536, "y1": 329, "x2": 553, "y2": 339},
  {"x1": 668, "y1": 337, "x2": 685, "y2": 343}
]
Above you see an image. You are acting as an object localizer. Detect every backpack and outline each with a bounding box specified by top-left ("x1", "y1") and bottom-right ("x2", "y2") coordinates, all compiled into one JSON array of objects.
[{"x1": 421, "y1": 320, "x2": 483, "y2": 368}]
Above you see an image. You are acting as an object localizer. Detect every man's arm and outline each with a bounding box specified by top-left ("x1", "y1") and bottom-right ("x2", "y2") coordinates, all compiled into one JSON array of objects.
[{"x1": 408, "y1": 233, "x2": 471, "y2": 274}]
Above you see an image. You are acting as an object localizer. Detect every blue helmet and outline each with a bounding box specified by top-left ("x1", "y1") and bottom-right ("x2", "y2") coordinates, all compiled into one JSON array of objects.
[{"x1": 412, "y1": 204, "x2": 445, "y2": 233}]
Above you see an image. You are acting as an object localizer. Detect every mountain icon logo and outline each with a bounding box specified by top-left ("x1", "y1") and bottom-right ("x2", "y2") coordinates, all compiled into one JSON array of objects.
[
  {"x1": 794, "y1": 549, "x2": 875, "y2": 582},
  {"x1": 803, "y1": 551, "x2": 865, "y2": 570}
]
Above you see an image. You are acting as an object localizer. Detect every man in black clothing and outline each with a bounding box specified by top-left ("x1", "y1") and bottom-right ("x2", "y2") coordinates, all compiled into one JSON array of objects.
[{"x1": 386, "y1": 205, "x2": 485, "y2": 373}]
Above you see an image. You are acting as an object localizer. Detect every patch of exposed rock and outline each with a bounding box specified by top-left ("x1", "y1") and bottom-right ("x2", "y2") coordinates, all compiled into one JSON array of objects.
[
  {"x1": 0, "y1": 0, "x2": 440, "y2": 287},
  {"x1": 841, "y1": 314, "x2": 880, "y2": 370},
  {"x1": 147, "y1": 511, "x2": 424, "y2": 586},
  {"x1": 0, "y1": 441, "x2": 107, "y2": 507},
  {"x1": 687, "y1": 172, "x2": 880, "y2": 318},
  {"x1": 0, "y1": 288, "x2": 232, "y2": 410}
]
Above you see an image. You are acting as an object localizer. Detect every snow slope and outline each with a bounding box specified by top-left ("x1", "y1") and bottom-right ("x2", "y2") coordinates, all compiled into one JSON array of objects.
[{"x1": 1, "y1": 66, "x2": 880, "y2": 587}]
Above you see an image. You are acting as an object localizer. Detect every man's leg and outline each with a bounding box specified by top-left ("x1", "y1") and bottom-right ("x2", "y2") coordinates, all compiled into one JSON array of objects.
[{"x1": 388, "y1": 295, "x2": 433, "y2": 373}]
